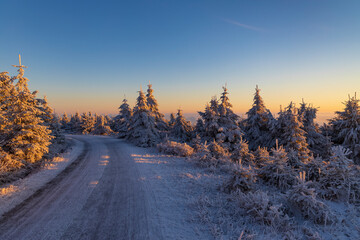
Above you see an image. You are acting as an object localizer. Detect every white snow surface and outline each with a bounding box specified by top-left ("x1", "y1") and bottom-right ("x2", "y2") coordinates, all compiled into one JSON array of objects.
[{"x1": 0, "y1": 135, "x2": 212, "y2": 239}]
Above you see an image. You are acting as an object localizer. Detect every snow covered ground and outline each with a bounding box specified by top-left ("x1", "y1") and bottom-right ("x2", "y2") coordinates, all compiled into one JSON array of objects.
[
  {"x1": 0, "y1": 135, "x2": 212, "y2": 239},
  {"x1": 0, "y1": 136, "x2": 85, "y2": 218},
  {"x1": 0, "y1": 135, "x2": 358, "y2": 239}
]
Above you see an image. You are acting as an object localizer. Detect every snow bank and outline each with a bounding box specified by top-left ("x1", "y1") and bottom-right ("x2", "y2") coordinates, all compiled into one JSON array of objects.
[{"x1": 0, "y1": 136, "x2": 84, "y2": 218}]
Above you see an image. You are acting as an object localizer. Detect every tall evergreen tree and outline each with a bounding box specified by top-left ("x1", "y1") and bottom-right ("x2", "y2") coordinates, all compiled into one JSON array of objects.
[
  {"x1": 115, "y1": 98, "x2": 132, "y2": 138},
  {"x1": 81, "y1": 112, "x2": 95, "y2": 134},
  {"x1": 298, "y1": 100, "x2": 329, "y2": 157},
  {"x1": 171, "y1": 109, "x2": 193, "y2": 142},
  {"x1": 217, "y1": 86, "x2": 242, "y2": 149},
  {"x1": 244, "y1": 86, "x2": 273, "y2": 150},
  {"x1": 127, "y1": 88, "x2": 160, "y2": 147},
  {"x1": 329, "y1": 94, "x2": 360, "y2": 163},
  {"x1": 146, "y1": 83, "x2": 168, "y2": 131},
  {"x1": 60, "y1": 113, "x2": 71, "y2": 132},
  {"x1": 69, "y1": 112, "x2": 82, "y2": 134},
  {"x1": 194, "y1": 118, "x2": 205, "y2": 137},
  {"x1": 168, "y1": 113, "x2": 176, "y2": 127},
  {"x1": 92, "y1": 115, "x2": 114, "y2": 135},
  {"x1": 198, "y1": 103, "x2": 219, "y2": 141},
  {"x1": 0, "y1": 71, "x2": 14, "y2": 146},
  {"x1": 278, "y1": 102, "x2": 311, "y2": 165},
  {"x1": 4, "y1": 56, "x2": 52, "y2": 163}
]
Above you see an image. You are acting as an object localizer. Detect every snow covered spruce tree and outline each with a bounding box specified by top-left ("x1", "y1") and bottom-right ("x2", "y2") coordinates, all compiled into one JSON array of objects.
[
  {"x1": 198, "y1": 103, "x2": 219, "y2": 141},
  {"x1": 168, "y1": 113, "x2": 176, "y2": 128},
  {"x1": 69, "y1": 112, "x2": 82, "y2": 134},
  {"x1": 113, "y1": 98, "x2": 132, "y2": 138},
  {"x1": 328, "y1": 94, "x2": 360, "y2": 163},
  {"x1": 81, "y1": 112, "x2": 95, "y2": 134},
  {"x1": 217, "y1": 86, "x2": 243, "y2": 149},
  {"x1": 0, "y1": 70, "x2": 23, "y2": 172},
  {"x1": 194, "y1": 118, "x2": 205, "y2": 138},
  {"x1": 37, "y1": 96, "x2": 64, "y2": 142},
  {"x1": 127, "y1": 88, "x2": 160, "y2": 147},
  {"x1": 259, "y1": 141, "x2": 296, "y2": 190},
  {"x1": 60, "y1": 113, "x2": 71, "y2": 132},
  {"x1": 3, "y1": 57, "x2": 52, "y2": 163},
  {"x1": 199, "y1": 86, "x2": 242, "y2": 150},
  {"x1": 298, "y1": 100, "x2": 330, "y2": 157},
  {"x1": 146, "y1": 83, "x2": 168, "y2": 131},
  {"x1": 92, "y1": 115, "x2": 113, "y2": 135},
  {"x1": 171, "y1": 109, "x2": 193, "y2": 142},
  {"x1": 243, "y1": 86, "x2": 274, "y2": 150},
  {"x1": 275, "y1": 102, "x2": 311, "y2": 167},
  {"x1": 0, "y1": 71, "x2": 15, "y2": 140}
]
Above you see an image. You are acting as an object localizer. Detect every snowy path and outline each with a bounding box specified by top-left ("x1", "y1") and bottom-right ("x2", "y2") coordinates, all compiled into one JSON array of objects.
[{"x1": 0, "y1": 135, "x2": 207, "y2": 240}]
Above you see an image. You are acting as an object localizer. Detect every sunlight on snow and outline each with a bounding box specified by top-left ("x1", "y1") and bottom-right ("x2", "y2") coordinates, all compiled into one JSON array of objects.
[
  {"x1": 99, "y1": 160, "x2": 109, "y2": 166},
  {"x1": 131, "y1": 154, "x2": 168, "y2": 164},
  {"x1": 0, "y1": 185, "x2": 18, "y2": 196},
  {"x1": 89, "y1": 181, "x2": 98, "y2": 187}
]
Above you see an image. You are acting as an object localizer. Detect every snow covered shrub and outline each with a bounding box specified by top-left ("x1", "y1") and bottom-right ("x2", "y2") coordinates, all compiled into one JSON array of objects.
[
  {"x1": 288, "y1": 172, "x2": 333, "y2": 224},
  {"x1": 223, "y1": 164, "x2": 257, "y2": 193},
  {"x1": 192, "y1": 142, "x2": 226, "y2": 168},
  {"x1": 208, "y1": 140, "x2": 229, "y2": 159},
  {"x1": 316, "y1": 146, "x2": 360, "y2": 203},
  {"x1": 157, "y1": 140, "x2": 194, "y2": 157},
  {"x1": 259, "y1": 143, "x2": 296, "y2": 190},
  {"x1": 234, "y1": 190, "x2": 291, "y2": 230},
  {"x1": 230, "y1": 138, "x2": 255, "y2": 165}
]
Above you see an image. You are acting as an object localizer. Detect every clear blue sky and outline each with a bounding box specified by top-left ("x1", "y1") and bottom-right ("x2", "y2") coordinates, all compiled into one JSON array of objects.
[{"x1": 1, "y1": 0, "x2": 359, "y2": 121}]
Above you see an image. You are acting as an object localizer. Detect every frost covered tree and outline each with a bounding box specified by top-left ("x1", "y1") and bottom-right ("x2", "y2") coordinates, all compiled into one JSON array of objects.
[
  {"x1": 168, "y1": 113, "x2": 176, "y2": 128},
  {"x1": 4, "y1": 57, "x2": 52, "y2": 163},
  {"x1": 199, "y1": 87, "x2": 242, "y2": 150},
  {"x1": 259, "y1": 141, "x2": 296, "y2": 190},
  {"x1": 230, "y1": 138, "x2": 255, "y2": 165},
  {"x1": 127, "y1": 88, "x2": 160, "y2": 147},
  {"x1": 276, "y1": 103, "x2": 311, "y2": 166},
  {"x1": 60, "y1": 113, "x2": 71, "y2": 132},
  {"x1": 0, "y1": 71, "x2": 15, "y2": 145},
  {"x1": 244, "y1": 86, "x2": 273, "y2": 150},
  {"x1": 37, "y1": 96, "x2": 63, "y2": 142},
  {"x1": 194, "y1": 118, "x2": 205, "y2": 137},
  {"x1": 114, "y1": 98, "x2": 132, "y2": 138},
  {"x1": 146, "y1": 83, "x2": 168, "y2": 131},
  {"x1": 298, "y1": 100, "x2": 330, "y2": 157},
  {"x1": 198, "y1": 103, "x2": 219, "y2": 141},
  {"x1": 171, "y1": 109, "x2": 193, "y2": 142},
  {"x1": 92, "y1": 115, "x2": 114, "y2": 135},
  {"x1": 328, "y1": 94, "x2": 360, "y2": 163},
  {"x1": 81, "y1": 112, "x2": 95, "y2": 134},
  {"x1": 217, "y1": 86, "x2": 243, "y2": 149},
  {"x1": 69, "y1": 112, "x2": 82, "y2": 134}
]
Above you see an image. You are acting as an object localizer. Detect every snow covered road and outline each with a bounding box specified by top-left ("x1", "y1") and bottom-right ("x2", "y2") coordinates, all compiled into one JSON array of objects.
[{"x1": 0, "y1": 135, "x2": 170, "y2": 240}]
